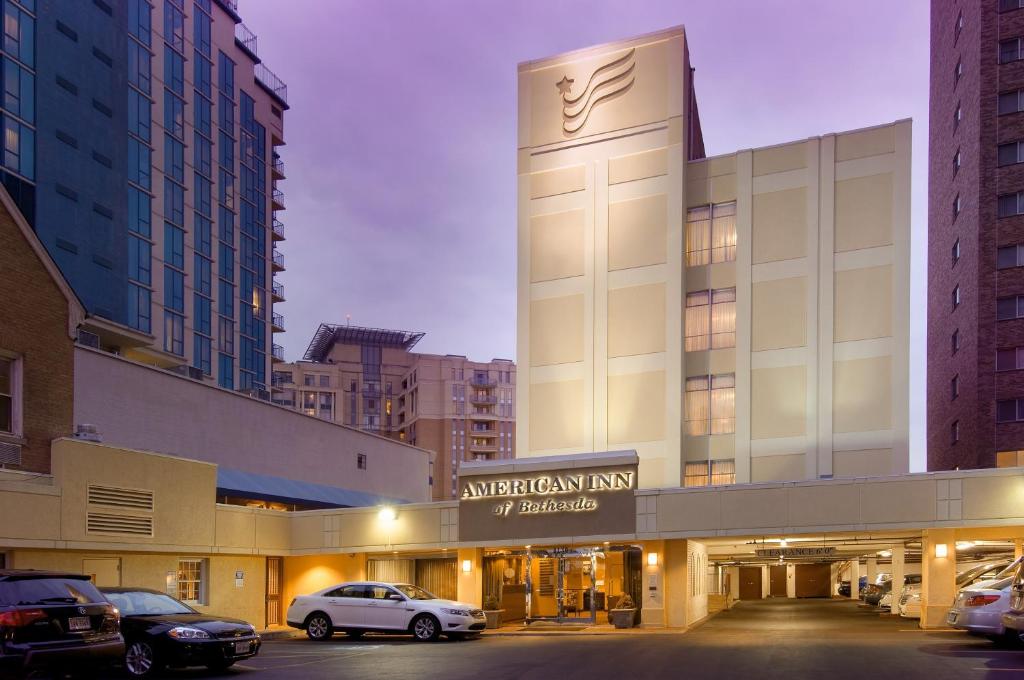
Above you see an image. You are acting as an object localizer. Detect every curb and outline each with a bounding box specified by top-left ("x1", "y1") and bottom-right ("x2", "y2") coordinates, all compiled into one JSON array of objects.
[{"x1": 259, "y1": 628, "x2": 304, "y2": 641}]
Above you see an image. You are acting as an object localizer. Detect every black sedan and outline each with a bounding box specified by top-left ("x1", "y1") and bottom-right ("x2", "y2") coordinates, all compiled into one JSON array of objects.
[{"x1": 101, "y1": 588, "x2": 260, "y2": 677}]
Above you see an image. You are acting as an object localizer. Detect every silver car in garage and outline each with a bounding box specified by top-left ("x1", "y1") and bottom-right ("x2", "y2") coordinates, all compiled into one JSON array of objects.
[{"x1": 947, "y1": 577, "x2": 1013, "y2": 638}]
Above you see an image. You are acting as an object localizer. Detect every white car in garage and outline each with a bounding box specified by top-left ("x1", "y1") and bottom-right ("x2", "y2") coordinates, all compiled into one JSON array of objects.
[{"x1": 286, "y1": 582, "x2": 485, "y2": 642}]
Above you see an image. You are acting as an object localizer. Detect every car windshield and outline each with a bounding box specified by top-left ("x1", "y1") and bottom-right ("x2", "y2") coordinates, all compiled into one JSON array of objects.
[
  {"x1": 394, "y1": 584, "x2": 436, "y2": 601},
  {"x1": 102, "y1": 590, "x2": 195, "y2": 616},
  {"x1": 0, "y1": 578, "x2": 104, "y2": 606},
  {"x1": 995, "y1": 558, "x2": 1023, "y2": 580},
  {"x1": 958, "y1": 563, "x2": 1006, "y2": 586}
]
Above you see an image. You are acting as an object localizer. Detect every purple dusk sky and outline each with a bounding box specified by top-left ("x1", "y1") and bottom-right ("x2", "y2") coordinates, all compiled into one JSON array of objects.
[{"x1": 241, "y1": 0, "x2": 930, "y2": 470}]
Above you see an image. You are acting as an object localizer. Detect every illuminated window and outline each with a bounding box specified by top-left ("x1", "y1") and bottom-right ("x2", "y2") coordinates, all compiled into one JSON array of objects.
[
  {"x1": 177, "y1": 559, "x2": 207, "y2": 604},
  {"x1": 997, "y1": 450, "x2": 1024, "y2": 467},
  {"x1": 684, "y1": 460, "x2": 735, "y2": 488},
  {"x1": 684, "y1": 374, "x2": 735, "y2": 436},
  {"x1": 685, "y1": 288, "x2": 736, "y2": 351},
  {"x1": 685, "y1": 201, "x2": 736, "y2": 266}
]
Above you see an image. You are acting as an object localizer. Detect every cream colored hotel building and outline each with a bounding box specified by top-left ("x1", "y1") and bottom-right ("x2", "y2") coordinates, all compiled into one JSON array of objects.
[{"x1": 517, "y1": 26, "x2": 910, "y2": 489}]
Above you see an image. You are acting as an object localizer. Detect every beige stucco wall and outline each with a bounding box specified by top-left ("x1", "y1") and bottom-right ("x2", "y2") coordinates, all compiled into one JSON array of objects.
[
  {"x1": 608, "y1": 283, "x2": 666, "y2": 357},
  {"x1": 752, "y1": 277, "x2": 807, "y2": 351},
  {"x1": 607, "y1": 371, "x2": 666, "y2": 444},
  {"x1": 752, "y1": 188, "x2": 807, "y2": 264},
  {"x1": 73, "y1": 347, "x2": 432, "y2": 503},
  {"x1": 751, "y1": 366, "x2": 806, "y2": 439},
  {"x1": 529, "y1": 379, "x2": 585, "y2": 450},
  {"x1": 834, "y1": 173, "x2": 893, "y2": 252},
  {"x1": 529, "y1": 295, "x2": 584, "y2": 366},
  {"x1": 531, "y1": 210, "x2": 585, "y2": 282},
  {"x1": 834, "y1": 265, "x2": 892, "y2": 342},
  {"x1": 833, "y1": 356, "x2": 892, "y2": 434}
]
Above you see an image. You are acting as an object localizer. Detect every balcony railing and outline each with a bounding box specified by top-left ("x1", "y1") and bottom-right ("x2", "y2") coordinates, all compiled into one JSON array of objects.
[
  {"x1": 469, "y1": 394, "x2": 497, "y2": 404},
  {"x1": 272, "y1": 312, "x2": 285, "y2": 331},
  {"x1": 235, "y1": 22, "x2": 257, "y2": 56},
  {"x1": 272, "y1": 343, "x2": 284, "y2": 361},
  {"x1": 470, "y1": 376, "x2": 498, "y2": 387},
  {"x1": 272, "y1": 188, "x2": 285, "y2": 208},
  {"x1": 272, "y1": 281, "x2": 285, "y2": 300},
  {"x1": 272, "y1": 249, "x2": 285, "y2": 270},
  {"x1": 272, "y1": 156, "x2": 285, "y2": 177},
  {"x1": 272, "y1": 219, "x2": 285, "y2": 239},
  {"x1": 255, "y1": 63, "x2": 288, "y2": 105}
]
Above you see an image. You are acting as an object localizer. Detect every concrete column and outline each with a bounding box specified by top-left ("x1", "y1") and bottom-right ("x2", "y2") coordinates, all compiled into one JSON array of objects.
[
  {"x1": 664, "y1": 539, "x2": 688, "y2": 628},
  {"x1": 921, "y1": 529, "x2": 957, "y2": 629},
  {"x1": 848, "y1": 559, "x2": 860, "y2": 600},
  {"x1": 866, "y1": 557, "x2": 878, "y2": 586},
  {"x1": 641, "y1": 541, "x2": 665, "y2": 627},
  {"x1": 890, "y1": 545, "x2": 906, "y2": 612},
  {"x1": 456, "y1": 548, "x2": 483, "y2": 607}
]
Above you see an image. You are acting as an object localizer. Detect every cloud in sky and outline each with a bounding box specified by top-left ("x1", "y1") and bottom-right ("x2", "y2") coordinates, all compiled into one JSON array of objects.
[{"x1": 242, "y1": 0, "x2": 929, "y2": 469}]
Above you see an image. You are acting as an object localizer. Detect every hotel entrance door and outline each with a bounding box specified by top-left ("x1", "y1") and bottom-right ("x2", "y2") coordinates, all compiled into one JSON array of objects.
[{"x1": 525, "y1": 549, "x2": 597, "y2": 623}]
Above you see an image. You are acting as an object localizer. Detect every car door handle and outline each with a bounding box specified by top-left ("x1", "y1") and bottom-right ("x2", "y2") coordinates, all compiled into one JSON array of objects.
[
  {"x1": 367, "y1": 602, "x2": 377, "y2": 607},
  {"x1": 328, "y1": 599, "x2": 340, "y2": 604}
]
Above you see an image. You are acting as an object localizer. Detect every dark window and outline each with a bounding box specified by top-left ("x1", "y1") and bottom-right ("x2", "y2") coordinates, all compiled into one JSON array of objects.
[
  {"x1": 951, "y1": 374, "x2": 959, "y2": 400},
  {"x1": 998, "y1": 348, "x2": 1023, "y2": 371},
  {"x1": 955, "y1": 101, "x2": 962, "y2": 127},
  {"x1": 997, "y1": 399, "x2": 1022, "y2": 423},
  {"x1": 1000, "y1": 90, "x2": 1024, "y2": 115},
  {"x1": 999, "y1": 142, "x2": 1024, "y2": 166},
  {"x1": 952, "y1": 238, "x2": 960, "y2": 265},
  {"x1": 952, "y1": 329, "x2": 960, "y2": 354},
  {"x1": 953, "y1": 149, "x2": 961, "y2": 174},
  {"x1": 952, "y1": 285, "x2": 960, "y2": 310},
  {"x1": 955, "y1": 59, "x2": 963, "y2": 86},
  {"x1": 998, "y1": 244, "x2": 1022, "y2": 269},
  {"x1": 953, "y1": 194, "x2": 961, "y2": 219},
  {"x1": 998, "y1": 296, "x2": 1024, "y2": 320},
  {"x1": 951, "y1": 420, "x2": 960, "y2": 444},
  {"x1": 1002, "y1": 0, "x2": 1024, "y2": 11},
  {"x1": 955, "y1": 10, "x2": 963, "y2": 42},
  {"x1": 999, "y1": 192, "x2": 1023, "y2": 217},
  {"x1": 1001, "y1": 38, "x2": 1024, "y2": 64},
  {"x1": 357, "y1": 453, "x2": 367, "y2": 470}
]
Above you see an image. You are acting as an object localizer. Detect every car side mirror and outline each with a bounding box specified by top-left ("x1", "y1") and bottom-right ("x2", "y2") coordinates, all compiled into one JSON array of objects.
[{"x1": 387, "y1": 593, "x2": 404, "y2": 602}]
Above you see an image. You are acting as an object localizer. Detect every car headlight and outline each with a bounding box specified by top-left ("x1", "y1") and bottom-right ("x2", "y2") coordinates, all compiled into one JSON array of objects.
[
  {"x1": 167, "y1": 626, "x2": 211, "y2": 640},
  {"x1": 441, "y1": 608, "x2": 471, "y2": 617}
]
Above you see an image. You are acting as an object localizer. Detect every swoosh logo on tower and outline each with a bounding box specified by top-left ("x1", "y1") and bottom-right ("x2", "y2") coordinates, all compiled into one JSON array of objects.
[{"x1": 556, "y1": 48, "x2": 636, "y2": 135}]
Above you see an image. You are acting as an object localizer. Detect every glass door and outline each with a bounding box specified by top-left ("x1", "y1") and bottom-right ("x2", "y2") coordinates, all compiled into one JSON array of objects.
[{"x1": 525, "y1": 548, "x2": 597, "y2": 623}]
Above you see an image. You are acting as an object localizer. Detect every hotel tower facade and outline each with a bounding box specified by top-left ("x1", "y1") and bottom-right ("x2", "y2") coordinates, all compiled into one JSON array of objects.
[{"x1": 516, "y1": 27, "x2": 911, "y2": 489}]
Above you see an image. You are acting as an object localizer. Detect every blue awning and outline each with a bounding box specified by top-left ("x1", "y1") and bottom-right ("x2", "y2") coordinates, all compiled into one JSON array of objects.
[{"x1": 216, "y1": 468, "x2": 408, "y2": 509}]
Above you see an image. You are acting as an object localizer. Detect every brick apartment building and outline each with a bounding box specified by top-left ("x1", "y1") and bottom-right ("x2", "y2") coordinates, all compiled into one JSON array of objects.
[
  {"x1": 928, "y1": 0, "x2": 1024, "y2": 470},
  {"x1": 0, "y1": 185, "x2": 83, "y2": 473}
]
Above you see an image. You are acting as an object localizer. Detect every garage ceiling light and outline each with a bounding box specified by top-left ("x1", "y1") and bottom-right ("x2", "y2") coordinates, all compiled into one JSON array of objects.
[{"x1": 935, "y1": 543, "x2": 949, "y2": 558}]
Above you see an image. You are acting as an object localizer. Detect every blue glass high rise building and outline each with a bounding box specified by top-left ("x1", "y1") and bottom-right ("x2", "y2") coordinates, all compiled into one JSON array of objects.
[{"x1": 9, "y1": 0, "x2": 287, "y2": 394}]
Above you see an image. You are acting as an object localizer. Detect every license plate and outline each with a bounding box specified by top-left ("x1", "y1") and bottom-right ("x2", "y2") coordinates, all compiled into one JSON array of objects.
[
  {"x1": 948, "y1": 612, "x2": 957, "y2": 624},
  {"x1": 233, "y1": 641, "x2": 250, "y2": 655},
  {"x1": 68, "y1": 616, "x2": 91, "y2": 632}
]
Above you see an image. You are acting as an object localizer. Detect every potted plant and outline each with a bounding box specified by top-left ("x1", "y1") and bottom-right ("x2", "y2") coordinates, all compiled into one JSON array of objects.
[
  {"x1": 609, "y1": 593, "x2": 637, "y2": 629},
  {"x1": 483, "y1": 594, "x2": 504, "y2": 629}
]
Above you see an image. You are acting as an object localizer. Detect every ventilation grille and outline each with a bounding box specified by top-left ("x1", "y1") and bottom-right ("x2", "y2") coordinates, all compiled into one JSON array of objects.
[
  {"x1": 539, "y1": 559, "x2": 555, "y2": 597},
  {"x1": 0, "y1": 442, "x2": 21, "y2": 466},
  {"x1": 88, "y1": 485, "x2": 154, "y2": 511},
  {"x1": 86, "y1": 513, "x2": 153, "y2": 536}
]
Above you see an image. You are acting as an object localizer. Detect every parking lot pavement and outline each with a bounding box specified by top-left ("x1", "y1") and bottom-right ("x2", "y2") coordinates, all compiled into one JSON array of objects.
[{"x1": 56, "y1": 599, "x2": 1024, "y2": 679}]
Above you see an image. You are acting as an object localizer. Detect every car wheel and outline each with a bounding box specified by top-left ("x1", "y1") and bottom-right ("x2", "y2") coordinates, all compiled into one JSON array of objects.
[
  {"x1": 411, "y1": 614, "x2": 440, "y2": 642},
  {"x1": 305, "y1": 612, "x2": 333, "y2": 641},
  {"x1": 206, "y1": 659, "x2": 236, "y2": 672},
  {"x1": 124, "y1": 640, "x2": 162, "y2": 678},
  {"x1": 346, "y1": 629, "x2": 364, "y2": 639}
]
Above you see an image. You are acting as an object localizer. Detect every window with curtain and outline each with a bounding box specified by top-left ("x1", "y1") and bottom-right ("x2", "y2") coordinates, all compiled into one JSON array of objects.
[
  {"x1": 685, "y1": 202, "x2": 737, "y2": 266},
  {"x1": 683, "y1": 459, "x2": 737, "y2": 488},
  {"x1": 685, "y1": 288, "x2": 736, "y2": 351},
  {"x1": 686, "y1": 374, "x2": 736, "y2": 436}
]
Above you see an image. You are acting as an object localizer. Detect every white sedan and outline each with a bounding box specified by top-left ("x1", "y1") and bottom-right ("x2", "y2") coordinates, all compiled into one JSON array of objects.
[{"x1": 286, "y1": 581, "x2": 485, "y2": 642}]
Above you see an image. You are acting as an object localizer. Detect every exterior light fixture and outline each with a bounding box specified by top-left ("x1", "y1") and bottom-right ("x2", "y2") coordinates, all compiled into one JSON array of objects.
[
  {"x1": 647, "y1": 552, "x2": 659, "y2": 566},
  {"x1": 462, "y1": 559, "x2": 472, "y2": 573},
  {"x1": 935, "y1": 543, "x2": 948, "y2": 558},
  {"x1": 878, "y1": 550, "x2": 892, "y2": 558},
  {"x1": 780, "y1": 539, "x2": 788, "y2": 548},
  {"x1": 378, "y1": 506, "x2": 397, "y2": 522}
]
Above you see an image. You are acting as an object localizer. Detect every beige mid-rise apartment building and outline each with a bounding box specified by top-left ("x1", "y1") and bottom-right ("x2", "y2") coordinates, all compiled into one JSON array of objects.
[
  {"x1": 273, "y1": 324, "x2": 516, "y2": 500},
  {"x1": 517, "y1": 27, "x2": 911, "y2": 489}
]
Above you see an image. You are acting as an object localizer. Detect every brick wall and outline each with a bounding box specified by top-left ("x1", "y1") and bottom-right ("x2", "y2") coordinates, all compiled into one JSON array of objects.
[
  {"x1": 0, "y1": 203, "x2": 75, "y2": 473},
  {"x1": 929, "y1": 1, "x2": 1024, "y2": 470}
]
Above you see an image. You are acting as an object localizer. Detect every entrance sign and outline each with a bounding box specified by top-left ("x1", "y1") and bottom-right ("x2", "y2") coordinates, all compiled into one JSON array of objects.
[
  {"x1": 755, "y1": 547, "x2": 837, "y2": 559},
  {"x1": 458, "y1": 452, "x2": 638, "y2": 542}
]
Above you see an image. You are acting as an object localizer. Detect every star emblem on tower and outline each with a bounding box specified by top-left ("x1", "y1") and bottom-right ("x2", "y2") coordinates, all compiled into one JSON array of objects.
[{"x1": 556, "y1": 75, "x2": 574, "y2": 96}]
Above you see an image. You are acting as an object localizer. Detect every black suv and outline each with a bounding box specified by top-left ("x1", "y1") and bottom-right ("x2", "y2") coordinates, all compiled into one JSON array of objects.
[{"x1": 0, "y1": 570, "x2": 123, "y2": 677}]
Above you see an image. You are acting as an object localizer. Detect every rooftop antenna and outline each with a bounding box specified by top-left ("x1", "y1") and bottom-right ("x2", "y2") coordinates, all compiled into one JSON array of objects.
[{"x1": 346, "y1": 314, "x2": 351, "y2": 326}]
